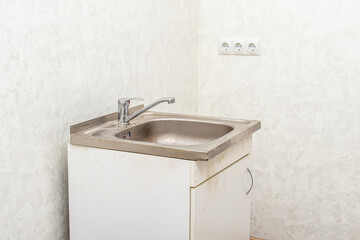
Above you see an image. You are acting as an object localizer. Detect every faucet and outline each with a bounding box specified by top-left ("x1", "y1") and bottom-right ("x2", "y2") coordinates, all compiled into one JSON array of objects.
[{"x1": 118, "y1": 97, "x2": 175, "y2": 125}]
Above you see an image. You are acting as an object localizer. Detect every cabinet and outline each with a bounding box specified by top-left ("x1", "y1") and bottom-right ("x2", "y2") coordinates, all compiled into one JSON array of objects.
[{"x1": 68, "y1": 136, "x2": 254, "y2": 240}]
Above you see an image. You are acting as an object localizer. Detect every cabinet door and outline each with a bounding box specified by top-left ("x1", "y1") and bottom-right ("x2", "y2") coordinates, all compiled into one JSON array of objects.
[{"x1": 190, "y1": 155, "x2": 252, "y2": 240}]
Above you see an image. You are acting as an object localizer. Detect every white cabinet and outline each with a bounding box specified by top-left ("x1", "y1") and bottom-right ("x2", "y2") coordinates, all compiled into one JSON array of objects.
[
  {"x1": 68, "y1": 136, "x2": 254, "y2": 240},
  {"x1": 191, "y1": 156, "x2": 252, "y2": 240}
]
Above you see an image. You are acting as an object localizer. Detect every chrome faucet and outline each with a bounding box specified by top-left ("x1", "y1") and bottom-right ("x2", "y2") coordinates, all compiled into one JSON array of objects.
[{"x1": 118, "y1": 97, "x2": 175, "y2": 125}]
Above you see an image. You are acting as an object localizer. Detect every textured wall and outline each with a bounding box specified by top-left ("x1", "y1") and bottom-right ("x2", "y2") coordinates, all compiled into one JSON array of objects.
[
  {"x1": 2, "y1": 0, "x2": 360, "y2": 239},
  {"x1": 198, "y1": 0, "x2": 360, "y2": 239},
  {"x1": 0, "y1": 0, "x2": 198, "y2": 239}
]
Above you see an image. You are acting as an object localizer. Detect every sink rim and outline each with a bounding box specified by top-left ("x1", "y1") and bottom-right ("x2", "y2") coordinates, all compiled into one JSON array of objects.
[{"x1": 70, "y1": 108, "x2": 261, "y2": 161}]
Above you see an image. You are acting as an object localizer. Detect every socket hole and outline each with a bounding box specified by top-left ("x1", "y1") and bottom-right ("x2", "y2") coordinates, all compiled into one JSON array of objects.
[
  {"x1": 222, "y1": 43, "x2": 229, "y2": 50},
  {"x1": 248, "y1": 43, "x2": 256, "y2": 51},
  {"x1": 235, "y1": 43, "x2": 242, "y2": 51}
]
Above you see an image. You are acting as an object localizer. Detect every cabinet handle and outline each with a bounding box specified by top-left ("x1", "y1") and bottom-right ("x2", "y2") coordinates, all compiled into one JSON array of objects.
[{"x1": 246, "y1": 168, "x2": 253, "y2": 195}]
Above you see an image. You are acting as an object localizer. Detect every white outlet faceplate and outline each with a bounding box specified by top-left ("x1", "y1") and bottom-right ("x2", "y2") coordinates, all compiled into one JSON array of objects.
[
  {"x1": 231, "y1": 38, "x2": 246, "y2": 55},
  {"x1": 218, "y1": 38, "x2": 231, "y2": 55},
  {"x1": 218, "y1": 37, "x2": 261, "y2": 56},
  {"x1": 246, "y1": 39, "x2": 261, "y2": 56}
]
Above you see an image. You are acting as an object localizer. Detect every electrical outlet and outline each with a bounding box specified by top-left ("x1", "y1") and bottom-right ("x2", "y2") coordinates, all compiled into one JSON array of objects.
[
  {"x1": 219, "y1": 37, "x2": 261, "y2": 56},
  {"x1": 246, "y1": 39, "x2": 261, "y2": 55},
  {"x1": 218, "y1": 38, "x2": 231, "y2": 55},
  {"x1": 231, "y1": 39, "x2": 246, "y2": 55}
]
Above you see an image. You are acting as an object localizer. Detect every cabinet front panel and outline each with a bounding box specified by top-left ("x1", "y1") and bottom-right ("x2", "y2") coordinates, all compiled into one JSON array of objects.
[
  {"x1": 190, "y1": 136, "x2": 252, "y2": 187},
  {"x1": 191, "y1": 155, "x2": 251, "y2": 240}
]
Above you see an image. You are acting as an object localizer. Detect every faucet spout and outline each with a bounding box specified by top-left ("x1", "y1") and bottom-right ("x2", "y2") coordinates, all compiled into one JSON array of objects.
[
  {"x1": 125, "y1": 97, "x2": 175, "y2": 123},
  {"x1": 118, "y1": 97, "x2": 175, "y2": 125}
]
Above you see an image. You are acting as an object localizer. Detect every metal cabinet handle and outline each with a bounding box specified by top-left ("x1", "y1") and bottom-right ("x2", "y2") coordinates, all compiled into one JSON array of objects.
[{"x1": 246, "y1": 168, "x2": 253, "y2": 195}]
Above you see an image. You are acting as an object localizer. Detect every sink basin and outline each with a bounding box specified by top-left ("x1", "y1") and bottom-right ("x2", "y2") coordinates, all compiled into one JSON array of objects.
[
  {"x1": 115, "y1": 120, "x2": 234, "y2": 146},
  {"x1": 70, "y1": 107, "x2": 260, "y2": 161}
]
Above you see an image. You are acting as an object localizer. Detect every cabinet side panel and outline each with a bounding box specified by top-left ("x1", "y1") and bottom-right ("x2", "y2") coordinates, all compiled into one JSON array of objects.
[{"x1": 68, "y1": 144, "x2": 190, "y2": 240}]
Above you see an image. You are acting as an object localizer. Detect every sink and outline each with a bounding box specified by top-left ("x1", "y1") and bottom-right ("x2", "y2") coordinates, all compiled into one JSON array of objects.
[
  {"x1": 70, "y1": 107, "x2": 260, "y2": 161},
  {"x1": 115, "y1": 120, "x2": 234, "y2": 146}
]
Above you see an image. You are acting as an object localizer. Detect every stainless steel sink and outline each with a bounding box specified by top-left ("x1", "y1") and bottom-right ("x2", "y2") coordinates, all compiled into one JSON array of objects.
[
  {"x1": 70, "y1": 105, "x2": 260, "y2": 161},
  {"x1": 115, "y1": 120, "x2": 234, "y2": 146}
]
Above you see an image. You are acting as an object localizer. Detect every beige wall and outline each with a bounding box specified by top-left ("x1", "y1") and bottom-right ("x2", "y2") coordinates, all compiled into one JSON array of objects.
[
  {"x1": 2, "y1": 0, "x2": 360, "y2": 239},
  {"x1": 198, "y1": 0, "x2": 360, "y2": 239},
  {"x1": 0, "y1": 0, "x2": 198, "y2": 238}
]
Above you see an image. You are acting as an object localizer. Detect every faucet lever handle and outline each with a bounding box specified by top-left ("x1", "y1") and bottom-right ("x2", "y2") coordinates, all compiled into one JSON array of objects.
[{"x1": 119, "y1": 97, "x2": 144, "y2": 105}]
